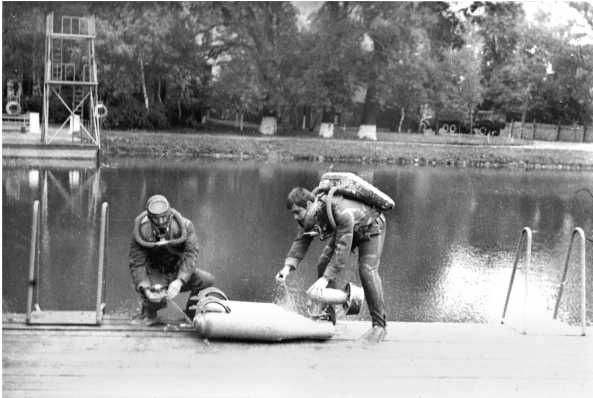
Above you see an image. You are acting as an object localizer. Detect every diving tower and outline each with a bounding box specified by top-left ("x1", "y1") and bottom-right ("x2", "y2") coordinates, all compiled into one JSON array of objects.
[{"x1": 42, "y1": 12, "x2": 104, "y2": 149}]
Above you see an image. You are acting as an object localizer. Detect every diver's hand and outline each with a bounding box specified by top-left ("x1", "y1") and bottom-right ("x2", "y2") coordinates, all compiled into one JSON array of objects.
[
  {"x1": 143, "y1": 287, "x2": 164, "y2": 304},
  {"x1": 306, "y1": 276, "x2": 329, "y2": 299},
  {"x1": 167, "y1": 279, "x2": 183, "y2": 299},
  {"x1": 275, "y1": 265, "x2": 292, "y2": 283}
]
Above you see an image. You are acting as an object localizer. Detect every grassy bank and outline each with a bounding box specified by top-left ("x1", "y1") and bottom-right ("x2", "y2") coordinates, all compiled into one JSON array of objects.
[{"x1": 101, "y1": 130, "x2": 593, "y2": 170}]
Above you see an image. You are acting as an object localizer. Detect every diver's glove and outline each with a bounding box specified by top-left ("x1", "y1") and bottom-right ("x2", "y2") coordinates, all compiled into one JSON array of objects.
[
  {"x1": 275, "y1": 264, "x2": 293, "y2": 283},
  {"x1": 167, "y1": 279, "x2": 183, "y2": 299}
]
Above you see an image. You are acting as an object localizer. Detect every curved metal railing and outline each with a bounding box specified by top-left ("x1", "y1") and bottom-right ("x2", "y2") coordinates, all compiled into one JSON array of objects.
[
  {"x1": 501, "y1": 227, "x2": 532, "y2": 334},
  {"x1": 553, "y1": 227, "x2": 587, "y2": 336}
]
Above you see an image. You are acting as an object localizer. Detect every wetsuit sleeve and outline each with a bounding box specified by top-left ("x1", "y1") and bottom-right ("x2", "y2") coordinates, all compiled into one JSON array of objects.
[
  {"x1": 316, "y1": 235, "x2": 336, "y2": 274},
  {"x1": 284, "y1": 229, "x2": 313, "y2": 270},
  {"x1": 129, "y1": 238, "x2": 151, "y2": 292},
  {"x1": 322, "y1": 205, "x2": 355, "y2": 281},
  {"x1": 176, "y1": 220, "x2": 200, "y2": 284}
]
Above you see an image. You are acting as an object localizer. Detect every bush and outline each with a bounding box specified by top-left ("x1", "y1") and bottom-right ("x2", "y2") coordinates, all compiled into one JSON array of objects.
[
  {"x1": 101, "y1": 96, "x2": 169, "y2": 130},
  {"x1": 166, "y1": 98, "x2": 205, "y2": 127},
  {"x1": 146, "y1": 102, "x2": 170, "y2": 129}
]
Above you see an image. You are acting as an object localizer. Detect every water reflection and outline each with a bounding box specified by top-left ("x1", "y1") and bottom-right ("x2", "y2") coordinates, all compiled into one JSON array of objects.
[{"x1": 2, "y1": 159, "x2": 592, "y2": 326}]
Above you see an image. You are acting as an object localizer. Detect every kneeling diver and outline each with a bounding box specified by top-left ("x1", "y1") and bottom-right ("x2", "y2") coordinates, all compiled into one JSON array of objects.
[{"x1": 129, "y1": 194, "x2": 214, "y2": 324}]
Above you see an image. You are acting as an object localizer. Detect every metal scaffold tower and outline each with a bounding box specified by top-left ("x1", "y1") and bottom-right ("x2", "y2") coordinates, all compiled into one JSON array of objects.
[{"x1": 42, "y1": 13, "x2": 104, "y2": 148}]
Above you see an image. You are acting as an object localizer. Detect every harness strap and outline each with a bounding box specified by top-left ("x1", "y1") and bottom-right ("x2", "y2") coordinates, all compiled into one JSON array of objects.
[{"x1": 325, "y1": 187, "x2": 337, "y2": 230}]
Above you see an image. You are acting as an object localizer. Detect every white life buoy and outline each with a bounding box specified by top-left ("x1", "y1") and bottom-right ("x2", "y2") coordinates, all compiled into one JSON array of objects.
[
  {"x1": 94, "y1": 103, "x2": 108, "y2": 118},
  {"x1": 6, "y1": 101, "x2": 21, "y2": 115}
]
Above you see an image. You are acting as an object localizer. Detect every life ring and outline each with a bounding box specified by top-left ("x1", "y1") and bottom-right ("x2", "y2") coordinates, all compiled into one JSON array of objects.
[
  {"x1": 5, "y1": 101, "x2": 21, "y2": 115},
  {"x1": 94, "y1": 103, "x2": 108, "y2": 118},
  {"x1": 449, "y1": 124, "x2": 457, "y2": 133}
]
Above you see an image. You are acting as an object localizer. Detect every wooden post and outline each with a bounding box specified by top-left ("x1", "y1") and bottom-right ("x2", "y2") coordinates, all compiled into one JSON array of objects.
[{"x1": 556, "y1": 122, "x2": 561, "y2": 142}]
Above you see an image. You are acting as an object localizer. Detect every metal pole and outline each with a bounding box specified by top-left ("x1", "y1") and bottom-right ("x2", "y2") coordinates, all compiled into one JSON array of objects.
[
  {"x1": 26, "y1": 201, "x2": 40, "y2": 324},
  {"x1": 522, "y1": 227, "x2": 532, "y2": 335},
  {"x1": 553, "y1": 230, "x2": 576, "y2": 319},
  {"x1": 553, "y1": 228, "x2": 587, "y2": 336},
  {"x1": 575, "y1": 228, "x2": 587, "y2": 336},
  {"x1": 501, "y1": 229, "x2": 526, "y2": 323},
  {"x1": 96, "y1": 202, "x2": 108, "y2": 324}
]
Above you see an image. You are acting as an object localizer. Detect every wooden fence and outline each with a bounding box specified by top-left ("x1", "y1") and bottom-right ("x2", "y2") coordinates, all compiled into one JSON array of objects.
[{"x1": 504, "y1": 121, "x2": 593, "y2": 143}]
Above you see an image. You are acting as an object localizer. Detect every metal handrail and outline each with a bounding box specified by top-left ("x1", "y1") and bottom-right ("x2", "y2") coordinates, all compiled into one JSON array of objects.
[
  {"x1": 501, "y1": 227, "x2": 532, "y2": 334},
  {"x1": 25, "y1": 200, "x2": 108, "y2": 325},
  {"x1": 553, "y1": 227, "x2": 587, "y2": 336},
  {"x1": 25, "y1": 201, "x2": 40, "y2": 324},
  {"x1": 96, "y1": 202, "x2": 108, "y2": 323}
]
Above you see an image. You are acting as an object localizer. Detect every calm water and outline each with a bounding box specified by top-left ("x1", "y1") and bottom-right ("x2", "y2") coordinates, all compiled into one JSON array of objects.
[{"x1": 3, "y1": 159, "x2": 593, "y2": 325}]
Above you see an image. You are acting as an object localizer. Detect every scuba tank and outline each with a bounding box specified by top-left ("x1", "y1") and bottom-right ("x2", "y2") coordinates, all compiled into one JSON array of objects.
[
  {"x1": 305, "y1": 172, "x2": 394, "y2": 233},
  {"x1": 312, "y1": 172, "x2": 394, "y2": 212}
]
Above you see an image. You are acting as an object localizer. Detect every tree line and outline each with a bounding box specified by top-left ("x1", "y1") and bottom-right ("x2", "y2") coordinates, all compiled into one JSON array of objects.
[{"x1": 2, "y1": 1, "x2": 593, "y2": 133}]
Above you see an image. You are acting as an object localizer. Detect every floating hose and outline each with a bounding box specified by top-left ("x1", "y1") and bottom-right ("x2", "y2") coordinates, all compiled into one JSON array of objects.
[{"x1": 195, "y1": 296, "x2": 232, "y2": 314}]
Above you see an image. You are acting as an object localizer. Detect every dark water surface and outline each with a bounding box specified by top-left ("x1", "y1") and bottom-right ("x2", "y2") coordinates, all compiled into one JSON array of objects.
[{"x1": 3, "y1": 159, "x2": 593, "y2": 325}]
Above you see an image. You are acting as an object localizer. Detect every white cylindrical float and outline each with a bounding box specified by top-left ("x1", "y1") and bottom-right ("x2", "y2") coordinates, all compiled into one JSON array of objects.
[{"x1": 193, "y1": 300, "x2": 335, "y2": 341}]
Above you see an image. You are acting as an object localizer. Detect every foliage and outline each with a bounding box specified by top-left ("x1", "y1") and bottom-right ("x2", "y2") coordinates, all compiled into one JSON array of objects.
[{"x1": 2, "y1": 1, "x2": 592, "y2": 130}]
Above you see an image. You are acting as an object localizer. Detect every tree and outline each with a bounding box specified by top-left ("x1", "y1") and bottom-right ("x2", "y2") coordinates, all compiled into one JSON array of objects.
[
  {"x1": 2, "y1": 3, "x2": 76, "y2": 103},
  {"x1": 570, "y1": 1, "x2": 593, "y2": 29},
  {"x1": 299, "y1": 2, "x2": 362, "y2": 135},
  {"x1": 212, "y1": 2, "x2": 302, "y2": 133},
  {"x1": 468, "y1": 1, "x2": 525, "y2": 112}
]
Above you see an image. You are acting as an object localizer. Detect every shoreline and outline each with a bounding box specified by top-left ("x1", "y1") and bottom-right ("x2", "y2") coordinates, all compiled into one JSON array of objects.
[{"x1": 101, "y1": 130, "x2": 593, "y2": 170}]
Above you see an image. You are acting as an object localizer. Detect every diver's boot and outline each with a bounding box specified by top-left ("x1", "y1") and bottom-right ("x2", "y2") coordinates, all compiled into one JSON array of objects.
[
  {"x1": 139, "y1": 304, "x2": 160, "y2": 326},
  {"x1": 359, "y1": 325, "x2": 387, "y2": 344}
]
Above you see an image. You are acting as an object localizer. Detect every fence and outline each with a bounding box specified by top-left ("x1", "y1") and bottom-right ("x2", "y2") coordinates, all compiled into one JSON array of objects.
[{"x1": 504, "y1": 121, "x2": 593, "y2": 143}]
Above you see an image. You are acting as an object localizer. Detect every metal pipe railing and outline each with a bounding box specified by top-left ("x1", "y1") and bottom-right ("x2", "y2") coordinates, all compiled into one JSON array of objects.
[
  {"x1": 95, "y1": 202, "x2": 108, "y2": 324},
  {"x1": 553, "y1": 227, "x2": 587, "y2": 336},
  {"x1": 501, "y1": 227, "x2": 532, "y2": 334},
  {"x1": 26, "y1": 201, "x2": 40, "y2": 324}
]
